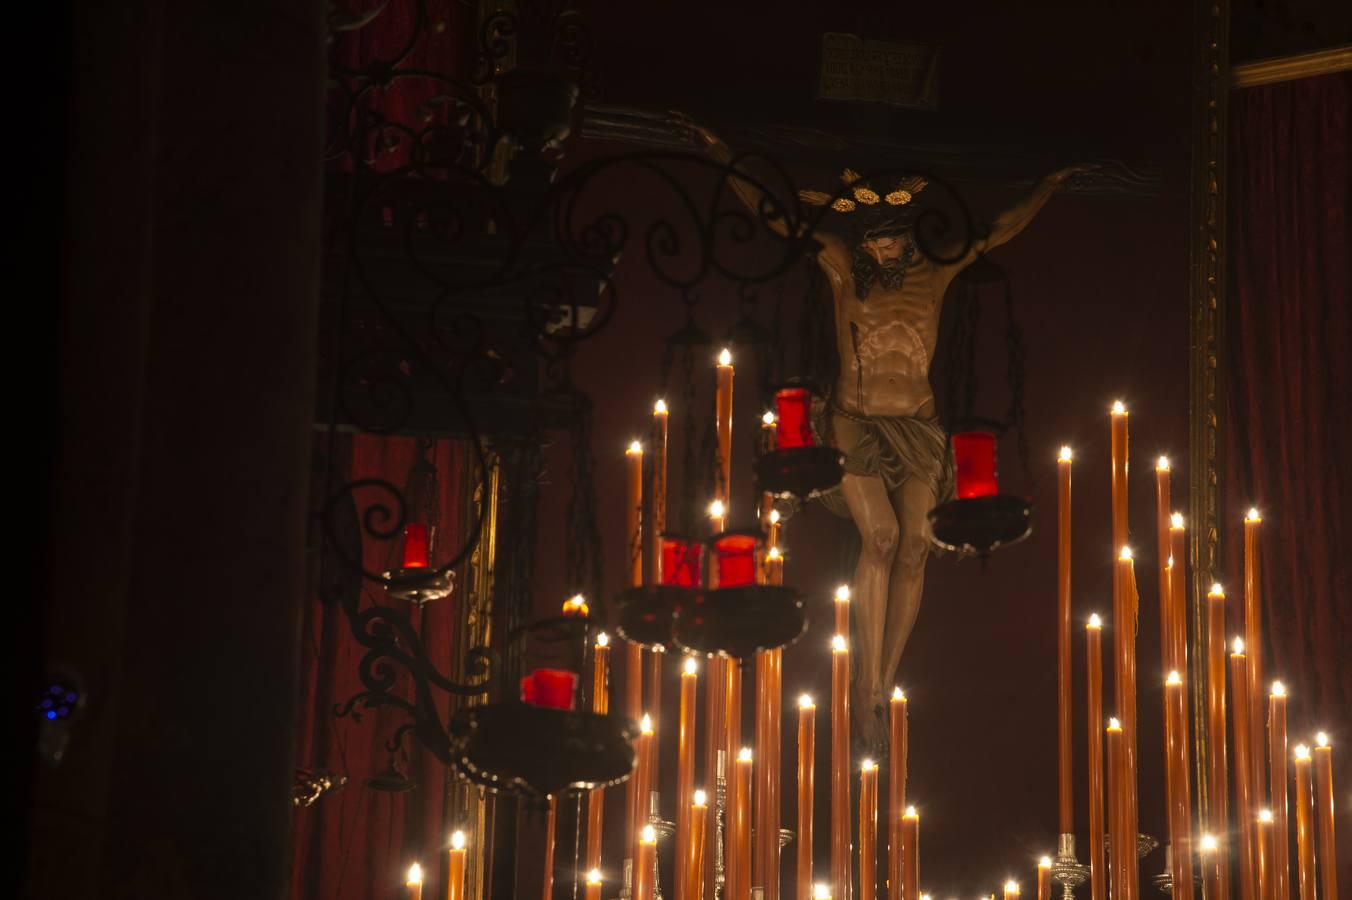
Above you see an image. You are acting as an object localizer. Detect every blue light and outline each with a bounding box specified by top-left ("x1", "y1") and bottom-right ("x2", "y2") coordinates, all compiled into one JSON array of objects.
[
  {"x1": 66, "y1": 693, "x2": 77, "y2": 702},
  {"x1": 46, "y1": 710, "x2": 56, "y2": 720}
]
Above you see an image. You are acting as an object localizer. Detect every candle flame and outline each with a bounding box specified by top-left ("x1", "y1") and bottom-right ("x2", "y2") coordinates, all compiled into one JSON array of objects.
[
  {"x1": 1088, "y1": 613, "x2": 1102, "y2": 628},
  {"x1": 1171, "y1": 512, "x2": 1184, "y2": 528},
  {"x1": 640, "y1": 713, "x2": 653, "y2": 734},
  {"x1": 1166, "y1": 555, "x2": 1174, "y2": 568},
  {"x1": 738, "y1": 747, "x2": 753, "y2": 762},
  {"x1": 586, "y1": 869, "x2": 603, "y2": 885},
  {"x1": 683, "y1": 657, "x2": 698, "y2": 676},
  {"x1": 1232, "y1": 636, "x2": 1245, "y2": 654},
  {"x1": 1108, "y1": 717, "x2": 1122, "y2": 731},
  {"x1": 1294, "y1": 744, "x2": 1311, "y2": 761},
  {"x1": 563, "y1": 594, "x2": 589, "y2": 616},
  {"x1": 718, "y1": 348, "x2": 732, "y2": 366},
  {"x1": 1166, "y1": 670, "x2": 1182, "y2": 686},
  {"x1": 1209, "y1": 582, "x2": 1225, "y2": 598},
  {"x1": 407, "y1": 863, "x2": 424, "y2": 886},
  {"x1": 451, "y1": 830, "x2": 466, "y2": 850},
  {"x1": 1258, "y1": 808, "x2": 1274, "y2": 824},
  {"x1": 641, "y1": 824, "x2": 657, "y2": 844},
  {"x1": 861, "y1": 758, "x2": 876, "y2": 771},
  {"x1": 1005, "y1": 881, "x2": 1020, "y2": 894},
  {"x1": 813, "y1": 884, "x2": 832, "y2": 900},
  {"x1": 904, "y1": 805, "x2": 918, "y2": 818},
  {"x1": 798, "y1": 693, "x2": 815, "y2": 709},
  {"x1": 767, "y1": 546, "x2": 783, "y2": 561},
  {"x1": 693, "y1": 789, "x2": 707, "y2": 806},
  {"x1": 627, "y1": 440, "x2": 643, "y2": 455},
  {"x1": 1315, "y1": 731, "x2": 1330, "y2": 748},
  {"x1": 762, "y1": 410, "x2": 776, "y2": 425},
  {"x1": 1157, "y1": 455, "x2": 1170, "y2": 471},
  {"x1": 769, "y1": 509, "x2": 781, "y2": 524},
  {"x1": 892, "y1": 686, "x2": 905, "y2": 701},
  {"x1": 654, "y1": 399, "x2": 668, "y2": 416},
  {"x1": 708, "y1": 499, "x2": 725, "y2": 519},
  {"x1": 1039, "y1": 856, "x2": 1053, "y2": 869},
  {"x1": 1058, "y1": 445, "x2": 1072, "y2": 462},
  {"x1": 1200, "y1": 834, "x2": 1218, "y2": 852},
  {"x1": 596, "y1": 631, "x2": 609, "y2": 648},
  {"x1": 1246, "y1": 507, "x2": 1261, "y2": 523},
  {"x1": 835, "y1": 584, "x2": 851, "y2": 602},
  {"x1": 1111, "y1": 400, "x2": 1126, "y2": 415},
  {"x1": 1271, "y1": 680, "x2": 1286, "y2": 697},
  {"x1": 831, "y1": 634, "x2": 847, "y2": 653},
  {"x1": 1119, "y1": 546, "x2": 1133, "y2": 561}
]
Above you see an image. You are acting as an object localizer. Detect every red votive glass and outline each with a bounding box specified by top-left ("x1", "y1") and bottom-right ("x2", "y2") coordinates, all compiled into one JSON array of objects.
[
  {"x1": 774, "y1": 387, "x2": 815, "y2": 449},
  {"x1": 402, "y1": 523, "x2": 431, "y2": 568},
  {"x1": 951, "y1": 431, "x2": 999, "y2": 499},
  {"x1": 520, "y1": 669, "x2": 578, "y2": 710},
  {"x1": 660, "y1": 535, "x2": 704, "y2": 588},
  {"x1": 711, "y1": 533, "x2": 760, "y2": 588}
]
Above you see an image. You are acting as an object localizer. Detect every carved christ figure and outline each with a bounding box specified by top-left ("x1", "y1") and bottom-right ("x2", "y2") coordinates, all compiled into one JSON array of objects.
[{"x1": 691, "y1": 122, "x2": 1087, "y2": 753}]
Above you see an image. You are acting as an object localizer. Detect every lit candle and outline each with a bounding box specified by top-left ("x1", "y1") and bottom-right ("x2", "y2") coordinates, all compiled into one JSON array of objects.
[
  {"x1": 889, "y1": 686, "x2": 908, "y2": 900},
  {"x1": 1155, "y1": 458, "x2": 1171, "y2": 657},
  {"x1": 586, "y1": 634, "x2": 609, "y2": 877},
  {"x1": 767, "y1": 506, "x2": 782, "y2": 551},
  {"x1": 402, "y1": 522, "x2": 431, "y2": 569},
  {"x1": 765, "y1": 545, "x2": 785, "y2": 585},
  {"x1": 1312, "y1": 734, "x2": 1337, "y2": 900},
  {"x1": 1205, "y1": 584, "x2": 1232, "y2": 900},
  {"x1": 1268, "y1": 683, "x2": 1289, "y2": 900},
  {"x1": 834, "y1": 584, "x2": 850, "y2": 641},
  {"x1": 1230, "y1": 639, "x2": 1257, "y2": 900},
  {"x1": 447, "y1": 830, "x2": 467, "y2": 900},
  {"x1": 901, "y1": 806, "x2": 919, "y2": 900},
  {"x1": 1293, "y1": 745, "x2": 1315, "y2": 900},
  {"x1": 716, "y1": 348, "x2": 734, "y2": 511},
  {"x1": 1004, "y1": 880, "x2": 1021, "y2": 900},
  {"x1": 1086, "y1": 616, "x2": 1106, "y2": 900},
  {"x1": 542, "y1": 795, "x2": 557, "y2": 900},
  {"x1": 1242, "y1": 510, "x2": 1266, "y2": 814},
  {"x1": 725, "y1": 653, "x2": 742, "y2": 788},
  {"x1": 1164, "y1": 672, "x2": 1195, "y2": 900},
  {"x1": 407, "y1": 862, "x2": 424, "y2": 900},
  {"x1": 563, "y1": 594, "x2": 589, "y2": 617},
  {"x1": 585, "y1": 868, "x2": 603, "y2": 900},
  {"x1": 703, "y1": 657, "x2": 727, "y2": 897},
  {"x1": 815, "y1": 884, "x2": 833, "y2": 900},
  {"x1": 709, "y1": 499, "x2": 727, "y2": 536},
  {"x1": 1057, "y1": 446, "x2": 1074, "y2": 837},
  {"x1": 831, "y1": 635, "x2": 851, "y2": 900},
  {"x1": 632, "y1": 713, "x2": 654, "y2": 873},
  {"x1": 798, "y1": 694, "x2": 816, "y2": 900},
  {"x1": 627, "y1": 441, "x2": 644, "y2": 586},
  {"x1": 1106, "y1": 718, "x2": 1126, "y2": 900},
  {"x1": 756, "y1": 646, "x2": 784, "y2": 900},
  {"x1": 731, "y1": 748, "x2": 754, "y2": 900},
  {"x1": 624, "y1": 441, "x2": 645, "y2": 851},
  {"x1": 859, "y1": 760, "x2": 878, "y2": 900},
  {"x1": 1110, "y1": 401, "x2": 1128, "y2": 550},
  {"x1": 762, "y1": 408, "x2": 779, "y2": 454},
  {"x1": 1168, "y1": 514, "x2": 1187, "y2": 674},
  {"x1": 676, "y1": 658, "x2": 698, "y2": 900},
  {"x1": 647, "y1": 647, "x2": 664, "y2": 809},
  {"x1": 651, "y1": 399, "x2": 668, "y2": 581},
  {"x1": 1114, "y1": 546, "x2": 1140, "y2": 900},
  {"x1": 1038, "y1": 857, "x2": 1052, "y2": 900},
  {"x1": 1199, "y1": 834, "x2": 1220, "y2": 900},
  {"x1": 1255, "y1": 809, "x2": 1273, "y2": 900},
  {"x1": 635, "y1": 825, "x2": 658, "y2": 900},
  {"x1": 689, "y1": 791, "x2": 708, "y2": 900}
]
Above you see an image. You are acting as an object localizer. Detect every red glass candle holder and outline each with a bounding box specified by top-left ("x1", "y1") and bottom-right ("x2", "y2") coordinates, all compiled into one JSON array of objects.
[
  {"x1": 401, "y1": 523, "x2": 431, "y2": 568},
  {"x1": 519, "y1": 669, "x2": 578, "y2": 710},
  {"x1": 660, "y1": 535, "x2": 704, "y2": 588},
  {"x1": 711, "y1": 532, "x2": 760, "y2": 589},
  {"x1": 951, "y1": 431, "x2": 999, "y2": 499},
  {"x1": 774, "y1": 387, "x2": 814, "y2": 450}
]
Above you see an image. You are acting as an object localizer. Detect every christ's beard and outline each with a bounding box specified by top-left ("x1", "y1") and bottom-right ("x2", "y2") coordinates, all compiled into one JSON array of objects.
[{"x1": 851, "y1": 249, "x2": 911, "y2": 301}]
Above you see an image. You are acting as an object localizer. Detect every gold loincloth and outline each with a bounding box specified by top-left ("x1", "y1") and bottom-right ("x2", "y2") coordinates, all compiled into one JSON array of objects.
[{"x1": 815, "y1": 403, "x2": 955, "y2": 519}]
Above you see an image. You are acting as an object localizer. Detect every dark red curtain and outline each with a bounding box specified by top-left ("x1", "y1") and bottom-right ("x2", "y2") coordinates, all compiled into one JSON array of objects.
[
  {"x1": 290, "y1": 436, "x2": 470, "y2": 900},
  {"x1": 1226, "y1": 71, "x2": 1351, "y2": 878}
]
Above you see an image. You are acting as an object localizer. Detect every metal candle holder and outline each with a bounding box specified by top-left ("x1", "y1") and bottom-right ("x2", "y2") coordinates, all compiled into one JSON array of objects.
[{"x1": 1050, "y1": 833, "x2": 1090, "y2": 899}]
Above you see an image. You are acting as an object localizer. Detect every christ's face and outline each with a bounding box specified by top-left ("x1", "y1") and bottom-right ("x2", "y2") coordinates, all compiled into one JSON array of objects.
[{"x1": 860, "y1": 233, "x2": 911, "y2": 267}]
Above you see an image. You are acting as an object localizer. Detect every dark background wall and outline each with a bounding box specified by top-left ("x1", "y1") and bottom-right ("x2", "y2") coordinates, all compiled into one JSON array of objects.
[{"x1": 526, "y1": 1, "x2": 1197, "y2": 896}]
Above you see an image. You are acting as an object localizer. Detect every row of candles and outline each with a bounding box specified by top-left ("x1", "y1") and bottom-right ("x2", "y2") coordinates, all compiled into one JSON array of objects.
[
  {"x1": 392, "y1": 351, "x2": 1340, "y2": 898},
  {"x1": 1052, "y1": 403, "x2": 1340, "y2": 900}
]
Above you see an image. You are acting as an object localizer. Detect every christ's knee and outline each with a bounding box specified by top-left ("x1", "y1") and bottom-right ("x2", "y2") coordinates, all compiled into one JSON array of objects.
[
  {"x1": 897, "y1": 534, "x2": 930, "y2": 572},
  {"x1": 863, "y1": 521, "x2": 900, "y2": 564}
]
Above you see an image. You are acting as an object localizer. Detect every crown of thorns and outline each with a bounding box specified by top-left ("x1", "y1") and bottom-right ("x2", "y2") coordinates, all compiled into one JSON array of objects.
[{"x1": 799, "y1": 169, "x2": 929, "y2": 213}]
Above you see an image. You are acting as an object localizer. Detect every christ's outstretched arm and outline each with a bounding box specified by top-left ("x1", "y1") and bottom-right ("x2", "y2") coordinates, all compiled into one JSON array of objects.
[{"x1": 966, "y1": 164, "x2": 1096, "y2": 258}]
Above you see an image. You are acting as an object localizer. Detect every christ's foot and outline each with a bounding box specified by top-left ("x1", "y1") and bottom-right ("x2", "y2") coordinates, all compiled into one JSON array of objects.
[{"x1": 850, "y1": 694, "x2": 890, "y2": 761}]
